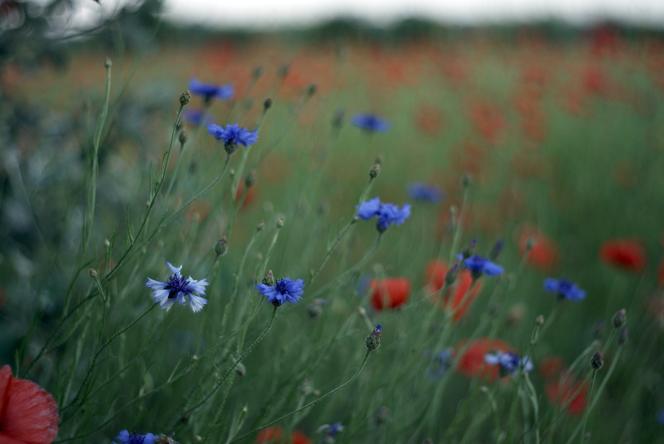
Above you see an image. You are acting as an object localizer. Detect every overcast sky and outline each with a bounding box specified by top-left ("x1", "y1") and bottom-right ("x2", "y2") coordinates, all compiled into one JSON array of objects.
[{"x1": 72, "y1": 0, "x2": 664, "y2": 29}]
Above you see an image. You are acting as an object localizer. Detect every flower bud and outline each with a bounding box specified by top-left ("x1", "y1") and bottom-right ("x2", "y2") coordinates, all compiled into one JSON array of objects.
[
  {"x1": 263, "y1": 97, "x2": 272, "y2": 112},
  {"x1": 262, "y1": 270, "x2": 275, "y2": 287},
  {"x1": 612, "y1": 308, "x2": 626, "y2": 329},
  {"x1": 88, "y1": 268, "x2": 98, "y2": 279},
  {"x1": 369, "y1": 161, "x2": 381, "y2": 179},
  {"x1": 535, "y1": 315, "x2": 545, "y2": 326},
  {"x1": 235, "y1": 362, "x2": 246, "y2": 377},
  {"x1": 256, "y1": 222, "x2": 265, "y2": 232},
  {"x1": 591, "y1": 351, "x2": 604, "y2": 370},
  {"x1": 245, "y1": 170, "x2": 256, "y2": 189},
  {"x1": 215, "y1": 236, "x2": 229, "y2": 257},
  {"x1": 366, "y1": 324, "x2": 382, "y2": 352},
  {"x1": 276, "y1": 216, "x2": 285, "y2": 229},
  {"x1": 179, "y1": 90, "x2": 191, "y2": 107},
  {"x1": 306, "y1": 83, "x2": 317, "y2": 97},
  {"x1": 178, "y1": 130, "x2": 187, "y2": 147}
]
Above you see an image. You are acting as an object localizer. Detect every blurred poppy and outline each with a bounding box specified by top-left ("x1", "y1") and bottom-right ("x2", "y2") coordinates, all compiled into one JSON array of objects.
[
  {"x1": 257, "y1": 427, "x2": 311, "y2": 444},
  {"x1": 538, "y1": 356, "x2": 564, "y2": 380},
  {"x1": 426, "y1": 260, "x2": 481, "y2": 321},
  {"x1": 370, "y1": 278, "x2": 411, "y2": 310},
  {"x1": 414, "y1": 104, "x2": 443, "y2": 136},
  {"x1": 0, "y1": 365, "x2": 59, "y2": 444},
  {"x1": 546, "y1": 377, "x2": 588, "y2": 416},
  {"x1": 235, "y1": 182, "x2": 256, "y2": 209},
  {"x1": 599, "y1": 239, "x2": 646, "y2": 272},
  {"x1": 456, "y1": 338, "x2": 512, "y2": 381},
  {"x1": 518, "y1": 226, "x2": 559, "y2": 271}
]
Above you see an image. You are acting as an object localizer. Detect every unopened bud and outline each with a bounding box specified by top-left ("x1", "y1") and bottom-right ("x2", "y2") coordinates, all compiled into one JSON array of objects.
[
  {"x1": 88, "y1": 268, "x2": 98, "y2": 279},
  {"x1": 179, "y1": 90, "x2": 191, "y2": 107},
  {"x1": 262, "y1": 270, "x2": 275, "y2": 286},
  {"x1": 591, "y1": 351, "x2": 604, "y2": 370},
  {"x1": 366, "y1": 324, "x2": 382, "y2": 352},
  {"x1": 612, "y1": 308, "x2": 626, "y2": 329},
  {"x1": 263, "y1": 97, "x2": 272, "y2": 112},
  {"x1": 252, "y1": 66, "x2": 264, "y2": 80},
  {"x1": 245, "y1": 170, "x2": 256, "y2": 189},
  {"x1": 104, "y1": 57, "x2": 112, "y2": 68},
  {"x1": 256, "y1": 222, "x2": 265, "y2": 232},
  {"x1": 306, "y1": 84, "x2": 317, "y2": 97},
  {"x1": 369, "y1": 162, "x2": 381, "y2": 179},
  {"x1": 178, "y1": 130, "x2": 187, "y2": 147},
  {"x1": 461, "y1": 173, "x2": 472, "y2": 188},
  {"x1": 535, "y1": 315, "x2": 545, "y2": 326},
  {"x1": 215, "y1": 236, "x2": 229, "y2": 257},
  {"x1": 276, "y1": 216, "x2": 285, "y2": 229}
]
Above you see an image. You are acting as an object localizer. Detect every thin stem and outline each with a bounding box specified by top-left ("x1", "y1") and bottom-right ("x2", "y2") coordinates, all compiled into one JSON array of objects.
[
  {"x1": 231, "y1": 351, "x2": 371, "y2": 443},
  {"x1": 309, "y1": 218, "x2": 356, "y2": 285}
]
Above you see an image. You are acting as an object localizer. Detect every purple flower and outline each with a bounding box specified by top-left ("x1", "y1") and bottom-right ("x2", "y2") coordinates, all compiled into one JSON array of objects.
[
  {"x1": 463, "y1": 255, "x2": 503, "y2": 279},
  {"x1": 256, "y1": 277, "x2": 304, "y2": 306},
  {"x1": 351, "y1": 113, "x2": 390, "y2": 133},
  {"x1": 544, "y1": 278, "x2": 586, "y2": 302},
  {"x1": 208, "y1": 123, "x2": 258, "y2": 153},
  {"x1": 114, "y1": 430, "x2": 156, "y2": 444},
  {"x1": 408, "y1": 183, "x2": 444, "y2": 203},
  {"x1": 145, "y1": 262, "x2": 208, "y2": 312},
  {"x1": 356, "y1": 197, "x2": 411, "y2": 233},
  {"x1": 484, "y1": 351, "x2": 533, "y2": 376},
  {"x1": 188, "y1": 78, "x2": 234, "y2": 102}
]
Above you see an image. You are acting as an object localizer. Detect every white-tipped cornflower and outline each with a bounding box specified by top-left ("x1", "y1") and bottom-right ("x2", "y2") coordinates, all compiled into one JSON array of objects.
[{"x1": 145, "y1": 262, "x2": 208, "y2": 312}]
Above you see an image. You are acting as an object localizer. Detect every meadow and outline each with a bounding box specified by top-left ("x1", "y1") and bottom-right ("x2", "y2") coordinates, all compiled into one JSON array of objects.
[{"x1": 1, "y1": 19, "x2": 664, "y2": 444}]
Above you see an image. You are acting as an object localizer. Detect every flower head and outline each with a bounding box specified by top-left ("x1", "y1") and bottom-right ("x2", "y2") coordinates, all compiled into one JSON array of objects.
[
  {"x1": 462, "y1": 255, "x2": 503, "y2": 279},
  {"x1": 0, "y1": 365, "x2": 59, "y2": 444},
  {"x1": 256, "y1": 277, "x2": 304, "y2": 307},
  {"x1": 145, "y1": 262, "x2": 208, "y2": 312},
  {"x1": 600, "y1": 239, "x2": 646, "y2": 272},
  {"x1": 188, "y1": 78, "x2": 234, "y2": 102},
  {"x1": 351, "y1": 113, "x2": 390, "y2": 133},
  {"x1": 484, "y1": 351, "x2": 533, "y2": 377},
  {"x1": 544, "y1": 278, "x2": 586, "y2": 302},
  {"x1": 408, "y1": 183, "x2": 444, "y2": 203},
  {"x1": 426, "y1": 260, "x2": 481, "y2": 321},
  {"x1": 114, "y1": 430, "x2": 156, "y2": 444},
  {"x1": 370, "y1": 278, "x2": 410, "y2": 310},
  {"x1": 207, "y1": 123, "x2": 258, "y2": 154},
  {"x1": 456, "y1": 338, "x2": 512, "y2": 381},
  {"x1": 356, "y1": 197, "x2": 410, "y2": 233}
]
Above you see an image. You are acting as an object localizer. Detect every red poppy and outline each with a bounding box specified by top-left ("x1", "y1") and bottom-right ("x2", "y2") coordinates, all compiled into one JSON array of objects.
[
  {"x1": 256, "y1": 427, "x2": 311, "y2": 444},
  {"x1": 235, "y1": 182, "x2": 256, "y2": 209},
  {"x1": 599, "y1": 239, "x2": 646, "y2": 272},
  {"x1": 456, "y1": 338, "x2": 512, "y2": 381},
  {"x1": 538, "y1": 356, "x2": 564, "y2": 380},
  {"x1": 370, "y1": 278, "x2": 411, "y2": 311},
  {"x1": 518, "y1": 226, "x2": 559, "y2": 271},
  {"x1": 0, "y1": 365, "x2": 59, "y2": 444},
  {"x1": 545, "y1": 376, "x2": 588, "y2": 416},
  {"x1": 426, "y1": 260, "x2": 481, "y2": 321}
]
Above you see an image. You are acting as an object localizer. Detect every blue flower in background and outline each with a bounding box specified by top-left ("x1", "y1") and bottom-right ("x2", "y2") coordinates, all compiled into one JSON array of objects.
[
  {"x1": 427, "y1": 348, "x2": 454, "y2": 379},
  {"x1": 356, "y1": 197, "x2": 411, "y2": 233},
  {"x1": 257, "y1": 278, "x2": 305, "y2": 306},
  {"x1": 463, "y1": 255, "x2": 503, "y2": 279},
  {"x1": 183, "y1": 108, "x2": 208, "y2": 127},
  {"x1": 351, "y1": 113, "x2": 390, "y2": 133},
  {"x1": 408, "y1": 183, "x2": 444, "y2": 203},
  {"x1": 188, "y1": 78, "x2": 234, "y2": 102},
  {"x1": 114, "y1": 430, "x2": 156, "y2": 444},
  {"x1": 484, "y1": 351, "x2": 533, "y2": 376},
  {"x1": 208, "y1": 123, "x2": 258, "y2": 153},
  {"x1": 145, "y1": 262, "x2": 208, "y2": 312},
  {"x1": 544, "y1": 278, "x2": 586, "y2": 302}
]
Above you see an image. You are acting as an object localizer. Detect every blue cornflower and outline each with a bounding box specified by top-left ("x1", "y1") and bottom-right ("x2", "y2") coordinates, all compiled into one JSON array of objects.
[
  {"x1": 188, "y1": 78, "x2": 234, "y2": 102},
  {"x1": 145, "y1": 262, "x2": 208, "y2": 312},
  {"x1": 114, "y1": 430, "x2": 156, "y2": 444},
  {"x1": 408, "y1": 183, "x2": 444, "y2": 203},
  {"x1": 351, "y1": 113, "x2": 390, "y2": 133},
  {"x1": 463, "y1": 255, "x2": 504, "y2": 279},
  {"x1": 544, "y1": 278, "x2": 586, "y2": 302},
  {"x1": 318, "y1": 422, "x2": 344, "y2": 439},
  {"x1": 356, "y1": 197, "x2": 411, "y2": 233},
  {"x1": 484, "y1": 351, "x2": 533, "y2": 377},
  {"x1": 256, "y1": 277, "x2": 305, "y2": 306},
  {"x1": 208, "y1": 123, "x2": 258, "y2": 154},
  {"x1": 427, "y1": 348, "x2": 454, "y2": 379},
  {"x1": 183, "y1": 108, "x2": 208, "y2": 127}
]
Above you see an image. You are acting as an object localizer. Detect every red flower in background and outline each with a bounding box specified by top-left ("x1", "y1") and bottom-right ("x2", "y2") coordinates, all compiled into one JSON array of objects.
[
  {"x1": 0, "y1": 365, "x2": 59, "y2": 444},
  {"x1": 235, "y1": 182, "x2": 256, "y2": 209},
  {"x1": 546, "y1": 378, "x2": 588, "y2": 416},
  {"x1": 518, "y1": 226, "x2": 559, "y2": 271},
  {"x1": 599, "y1": 239, "x2": 646, "y2": 272},
  {"x1": 456, "y1": 338, "x2": 512, "y2": 381},
  {"x1": 426, "y1": 260, "x2": 482, "y2": 321},
  {"x1": 256, "y1": 427, "x2": 311, "y2": 444},
  {"x1": 414, "y1": 104, "x2": 443, "y2": 136},
  {"x1": 371, "y1": 278, "x2": 411, "y2": 310},
  {"x1": 538, "y1": 356, "x2": 564, "y2": 380}
]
